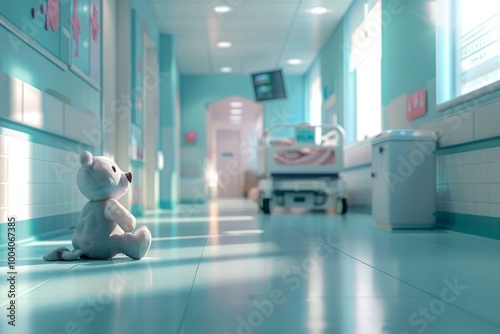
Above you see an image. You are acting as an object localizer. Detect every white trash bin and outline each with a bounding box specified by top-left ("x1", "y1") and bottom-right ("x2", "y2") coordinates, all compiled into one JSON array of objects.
[{"x1": 371, "y1": 130, "x2": 438, "y2": 229}]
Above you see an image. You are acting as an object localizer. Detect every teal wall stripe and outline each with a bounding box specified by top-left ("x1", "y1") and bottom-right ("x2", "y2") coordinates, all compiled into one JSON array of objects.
[
  {"x1": 436, "y1": 135, "x2": 500, "y2": 155},
  {"x1": 436, "y1": 211, "x2": 500, "y2": 240}
]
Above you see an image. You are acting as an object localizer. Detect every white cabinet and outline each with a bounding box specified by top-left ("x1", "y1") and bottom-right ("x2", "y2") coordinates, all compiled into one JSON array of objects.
[{"x1": 371, "y1": 130, "x2": 437, "y2": 229}]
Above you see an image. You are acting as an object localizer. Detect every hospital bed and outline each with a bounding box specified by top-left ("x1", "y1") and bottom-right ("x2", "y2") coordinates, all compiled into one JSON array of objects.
[{"x1": 257, "y1": 124, "x2": 348, "y2": 214}]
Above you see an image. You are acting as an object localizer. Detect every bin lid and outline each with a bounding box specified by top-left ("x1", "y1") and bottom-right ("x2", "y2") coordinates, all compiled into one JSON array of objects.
[{"x1": 371, "y1": 129, "x2": 437, "y2": 145}]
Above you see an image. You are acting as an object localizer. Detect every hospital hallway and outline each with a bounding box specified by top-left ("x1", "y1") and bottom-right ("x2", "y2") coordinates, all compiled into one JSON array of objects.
[{"x1": 1, "y1": 199, "x2": 500, "y2": 334}]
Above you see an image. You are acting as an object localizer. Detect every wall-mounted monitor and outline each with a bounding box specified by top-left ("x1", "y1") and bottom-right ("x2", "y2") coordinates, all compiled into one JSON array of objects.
[{"x1": 251, "y1": 69, "x2": 287, "y2": 102}]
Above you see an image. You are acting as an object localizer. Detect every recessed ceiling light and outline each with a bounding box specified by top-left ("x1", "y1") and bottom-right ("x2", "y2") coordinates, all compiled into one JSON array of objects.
[
  {"x1": 310, "y1": 6, "x2": 328, "y2": 14},
  {"x1": 287, "y1": 59, "x2": 302, "y2": 65},
  {"x1": 214, "y1": 5, "x2": 232, "y2": 14},
  {"x1": 230, "y1": 115, "x2": 242, "y2": 121},
  {"x1": 230, "y1": 101, "x2": 243, "y2": 108},
  {"x1": 230, "y1": 109, "x2": 242, "y2": 115},
  {"x1": 217, "y1": 41, "x2": 232, "y2": 48},
  {"x1": 220, "y1": 67, "x2": 233, "y2": 73}
]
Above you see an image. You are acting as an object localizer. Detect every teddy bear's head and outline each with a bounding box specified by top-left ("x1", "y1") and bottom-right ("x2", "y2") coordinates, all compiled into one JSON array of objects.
[{"x1": 77, "y1": 151, "x2": 132, "y2": 201}]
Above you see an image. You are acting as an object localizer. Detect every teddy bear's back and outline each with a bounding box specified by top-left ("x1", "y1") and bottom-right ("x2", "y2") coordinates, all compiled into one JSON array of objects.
[{"x1": 72, "y1": 200, "x2": 117, "y2": 259}]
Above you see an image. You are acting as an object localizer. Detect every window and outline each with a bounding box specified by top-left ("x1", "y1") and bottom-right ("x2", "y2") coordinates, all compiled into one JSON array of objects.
[
  {"x1": 308, "y1": 60, "x2": 323, "y2": 144},
  {"x1": 346, "y1": 0, "x2": 382, "y2": 143},
  {"x1": 355, "y1": 57, "x2": 381, "y2": 142},
  {"x1": 309, "y1": 78, "x2": 323, "y2": 144},
  {"x1": 437, "y1": 0, "x2": 500, "y2": 106}
]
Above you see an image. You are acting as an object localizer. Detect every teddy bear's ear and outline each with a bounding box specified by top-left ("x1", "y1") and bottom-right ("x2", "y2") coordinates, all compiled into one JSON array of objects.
[{"x1": 80, "y1": 151, "x2": 93, "y2": 168}]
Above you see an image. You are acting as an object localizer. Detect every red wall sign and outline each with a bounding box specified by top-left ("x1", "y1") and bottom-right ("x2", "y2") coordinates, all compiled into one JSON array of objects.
[
  {"x1": 406, "y1": 88, "x2": 427, "y2": 120},
  {"x1": 185, "y1": 131, "x2": 197, "y2": 143}
]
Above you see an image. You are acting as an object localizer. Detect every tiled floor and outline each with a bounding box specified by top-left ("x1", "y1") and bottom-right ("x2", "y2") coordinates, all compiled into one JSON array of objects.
[{"x1": 1, "y1": 199, "x2": 500, "y2": 334}]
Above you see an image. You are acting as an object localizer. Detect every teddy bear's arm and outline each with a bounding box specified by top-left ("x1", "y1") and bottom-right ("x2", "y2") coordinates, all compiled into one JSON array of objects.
[{"x1": 104, "y1": 198, "x2": 136, "y2": 232}]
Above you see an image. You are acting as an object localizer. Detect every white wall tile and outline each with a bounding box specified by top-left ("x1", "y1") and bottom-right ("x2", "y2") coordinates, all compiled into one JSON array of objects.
[
  {"x1": 475, "y1": 184, "x2": 488, "y2": 202},
  {"x1": 451, "y1": 201, "x2": 476, "y2": 215},
  {"x1": 461, "y1": 165, "x2": 475, "y2": 183},
  {"x1": 489, "y1": 204, "x2": 500, "y2": 218},
  {"x1": 476, "y1": 203, "x2": 488, "y2": 216},
  {"x1": 489, "y1": 147, "x2": 500, "y2": 162},
  {"x1": 43, "y1": 94, "x2": 64, "y2": 136},
  {"x1": 44, "y1": 161, "x2": 56, "y2": 184},
  {"x1": 0, "y1": 130, "x2": 82, "y2": 224},
  {"x1": 21, "y1": 184, "x2": 32, "y2": 205},
  {"x1": 0, "y1": 135, "x2": 6, "y2": 155},
  {"x1": 32, "y1": 160, "x2": 44, "y2": 183},
  {"x1": 0, "y1": 72, "x2": 23, "y2": 123},
  {"x1": 32, "y1": 142, "x2": 44, "y2": 161},
  {"x1": 446, "y1": 166, "x2": 465, "y2": 184},
  {"x1": 475, "y1": 149, "x2": 488, "y2": 163},
  {"x1": 443, "y1": 153, "x2": 462, "y2": 167},
  {"x1": 488, "y1": 162, "x2": 500, "y2": 183},
  {"x1": 64, "y1": 105, "x2": 101, "y2": 146},
  {"x1": 475, "y1": 164, "x2": 488, "y2": 184},
  {"x1": 448, "y1": 184, "x2": 463, "y2": 201},
  {"x1": 463, "y1": 184, "x2": 476, "y2": 202},
  {"x1": 0, "y1": 207, "x2": 7, "y2": 223},
  {"x1": 45, "y1": 146, "x2": 55, "y2": 162},
  {"x1": 488, "y1": 184, "x2": 500, "y2": 204},
  {"x1": 419, "y1": 114, "x2": 474, "y2": 147},
  {"x1": 0, "y1": 183, "x2": 7, "y2": 206},
  {"x1": 45, "y1": 203, "x2": 55, "y2": 217},
  {"x1": 461, "y1": 151, "x2": 475, "y2": 165},
  {"x1": 22, "y1": 83, "x2": 44, "y2": 129},
  {"x1": 8, "y1": 137, "x2": 30, "y2": 158},
  {"x1": 0, "y1": 156, "x2": 8, "y2": 182}
]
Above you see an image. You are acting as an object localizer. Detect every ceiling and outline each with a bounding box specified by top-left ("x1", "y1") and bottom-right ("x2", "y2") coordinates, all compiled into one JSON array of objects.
[{"x1": 148, "y1": 0, "x2": 354, "y2": 75}]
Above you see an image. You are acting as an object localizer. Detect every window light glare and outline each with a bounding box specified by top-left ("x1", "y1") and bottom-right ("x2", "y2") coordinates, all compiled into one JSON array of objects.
[
  {"x1": 217, "y1": 41, "x2": 232, "y2": 48},
  {"x1": 287, "y1": 59, "x2": 302, "y2": 65},
  {"x1": 310, "y1": 6, "x2": 328, "y2": 15},
  {"x1": 214, "y1": 5, "x2": 232, "y2": 14},
  {"x1": 220, "y1": 67, "x2": 233, "y2": 73}
]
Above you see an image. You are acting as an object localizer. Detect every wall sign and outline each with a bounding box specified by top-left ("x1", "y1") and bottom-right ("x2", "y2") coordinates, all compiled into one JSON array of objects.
[
  {"x1": 406, "y1": 88, "x2": 427, "y2": 120},
  {"x1": 185, "y1": 131, "x2": 197, "y2": 143}
]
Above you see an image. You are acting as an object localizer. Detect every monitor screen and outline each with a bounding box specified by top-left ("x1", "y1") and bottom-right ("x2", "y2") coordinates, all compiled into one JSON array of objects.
[{"x1": 251, "y1": 69, "x2": 287, "y2": 102}]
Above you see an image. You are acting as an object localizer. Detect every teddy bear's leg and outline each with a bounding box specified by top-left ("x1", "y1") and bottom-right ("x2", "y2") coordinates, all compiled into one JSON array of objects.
[
  {"x1": 43, "y1": 247, "x2": 83, "y2": 261},
  {"x1": 110, "y1": 226, "x2": 152, "y2": 260}
]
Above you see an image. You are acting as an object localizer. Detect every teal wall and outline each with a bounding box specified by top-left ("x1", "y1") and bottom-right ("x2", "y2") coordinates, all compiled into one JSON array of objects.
[
  {"x1": 180, "y1": 74, "x2": 253, "y2": 154},
  {"x1": 179, "y1": 73, "x2": 305, "y2": 188},
  {"x1": 381, "y1": 0, "x2": 436, "y2": 127},
  {"x1": 180, "y1": 73, "x2": 305, "y2": 150},
  {"x1": 319, "y1": 24, "x2": 345, "y2": 127},
  {"x1": 263, "y1": 75, "x2": 305, "y2": 132}
]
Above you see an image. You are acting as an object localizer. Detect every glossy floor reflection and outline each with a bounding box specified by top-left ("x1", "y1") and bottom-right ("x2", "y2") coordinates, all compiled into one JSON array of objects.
[{"x1": 1, "y1": 199, "x2": 500, "y2": 334}]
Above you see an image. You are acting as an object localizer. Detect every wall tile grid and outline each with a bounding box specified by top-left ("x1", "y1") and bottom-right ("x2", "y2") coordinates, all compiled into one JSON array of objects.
[
  {"x1": 0, "y1": 133, "x2": 86, "y2": 224},
  {"x1": 437, "y1": 147, "x2": 500, "y2": 218}
]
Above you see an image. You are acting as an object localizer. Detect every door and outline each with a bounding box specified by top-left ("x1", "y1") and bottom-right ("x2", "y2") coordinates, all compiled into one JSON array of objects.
[{"x1": 216, "y1": 129, "x2": 241, "y2": 198}]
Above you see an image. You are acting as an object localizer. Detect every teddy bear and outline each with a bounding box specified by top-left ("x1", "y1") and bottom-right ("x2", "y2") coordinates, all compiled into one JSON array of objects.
[{"x1": 43, "y1": 151, "x2": 152, "y2": 261}]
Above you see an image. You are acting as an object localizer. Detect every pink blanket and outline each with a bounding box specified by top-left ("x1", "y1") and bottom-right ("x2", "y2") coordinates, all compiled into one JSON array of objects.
[{"x1": 274, "y1": 148, "x2": 336, "y2": 165}]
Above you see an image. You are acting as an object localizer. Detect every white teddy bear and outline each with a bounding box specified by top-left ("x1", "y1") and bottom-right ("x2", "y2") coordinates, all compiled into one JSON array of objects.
[{"x1": 44, "y1": 151, "x2": 152, "y2": 261}]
